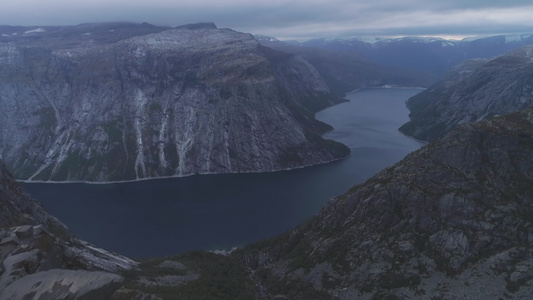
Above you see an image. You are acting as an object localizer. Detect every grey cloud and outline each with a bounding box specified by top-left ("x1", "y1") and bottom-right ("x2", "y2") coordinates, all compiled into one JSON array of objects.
[{"x1": 1, "y1": 1, "x2": 532, "y2": 40}]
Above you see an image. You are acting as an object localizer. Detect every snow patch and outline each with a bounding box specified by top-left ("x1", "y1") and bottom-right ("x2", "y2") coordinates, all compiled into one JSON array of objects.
[
  {"x1": 24, "y1": 28, "x2": 45, "y2": 34},
  {"x1": 461, "y1": 35, "x2": 487, "y2": 42},
  {"x1": 133, "y1": 47, "x2": 146, "y2": 57},
  {"x1": 352, "y1": 36, "x2": 388, "y2": 44},
  {"x1": 211, "y1": 247, "x2": 238, "y2": 256},
  {"x1": 505, "y1": 34, "x2": 532, "y2": 43}
]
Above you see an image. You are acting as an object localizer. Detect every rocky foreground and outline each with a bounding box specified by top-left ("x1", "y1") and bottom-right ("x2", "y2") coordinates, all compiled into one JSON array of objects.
[
  {"x1": 0, "y1": 162, "x2": 136, "y2": 299},
  {"x1": 0, "y1": 22, "x2": 348, "y2": 182}
]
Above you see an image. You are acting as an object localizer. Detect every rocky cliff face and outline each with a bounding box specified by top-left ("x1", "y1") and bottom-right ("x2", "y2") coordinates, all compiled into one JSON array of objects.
[
  {"x1": 0, "y1": 159, "x2": 136, "y2": 298},
  {"x1": 238, "y1": 107, "x2": 533, "y2": 299},
  {"x1": 0, "y1": 23, "x2": 348, "y2": 182},
  {"x1": 399, "y1": 45, "x2": 533, "y2": 141}
]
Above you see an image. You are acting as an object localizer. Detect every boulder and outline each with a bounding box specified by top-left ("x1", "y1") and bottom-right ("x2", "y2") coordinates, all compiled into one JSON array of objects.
[{"x1": 0, "y1": 269, "x2": 123, "y2": 300}]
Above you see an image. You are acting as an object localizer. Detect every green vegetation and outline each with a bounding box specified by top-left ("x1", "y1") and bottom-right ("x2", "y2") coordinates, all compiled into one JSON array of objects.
[{"x1": 121, "y1": 252, "x2": 254, "y2": 300}]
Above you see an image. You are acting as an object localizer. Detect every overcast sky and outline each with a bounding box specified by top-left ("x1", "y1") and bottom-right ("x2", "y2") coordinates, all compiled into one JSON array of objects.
[{"x1": 2, "y1": 0, "x2": 533, "y2": 40}]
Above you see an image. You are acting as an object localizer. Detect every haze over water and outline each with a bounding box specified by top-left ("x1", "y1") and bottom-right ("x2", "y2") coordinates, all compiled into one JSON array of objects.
[{"x1": 23, "y1": 88, "x2": 423, "y2": 259}]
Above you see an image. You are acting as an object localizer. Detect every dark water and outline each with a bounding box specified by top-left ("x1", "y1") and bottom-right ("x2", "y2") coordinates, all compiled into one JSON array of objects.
[{"x1": 22, "y1": 88, "x2": 423, "y2": 259}]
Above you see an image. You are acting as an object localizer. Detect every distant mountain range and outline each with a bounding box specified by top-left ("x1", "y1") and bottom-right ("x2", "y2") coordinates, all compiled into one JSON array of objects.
[
  {"x1": 256, "y1": 33, "x2": 533, "y2": 95},
  {"x1": 285, "y1": 34, "x2": 533, "y2": 74},
  {"x1": 256, "y1": 35, "x2": 439, "y2": 95}
]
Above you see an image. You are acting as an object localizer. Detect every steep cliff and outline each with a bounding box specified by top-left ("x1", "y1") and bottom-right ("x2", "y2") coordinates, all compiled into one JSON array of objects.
[
  {"x1": 400, "y1": 45, "x2": 533, "y2": 141},
  {"x1": 0, "y1": 23, "x2": 348, "y2": 182}
]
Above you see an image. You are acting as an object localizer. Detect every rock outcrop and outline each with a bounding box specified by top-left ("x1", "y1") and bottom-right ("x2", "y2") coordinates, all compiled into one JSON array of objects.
[
  {"x1": 238, "y1": 108, "x2": 533, "y2": 299},
  {"x1": 0, "y1": 269, "x2": 123, "y2": 300},
  {"x1": 400, "y1": 45, "x2": 533, "y2": 141},
  {"x1": 0, "y1": 161, "x2": 63, "y2": 229},
  {"x1": 0, "y1": 23, "x2": 348, "y2": 182},
  {"x1": 0, "y1": 160, "x2": 136, "y2": 298}
]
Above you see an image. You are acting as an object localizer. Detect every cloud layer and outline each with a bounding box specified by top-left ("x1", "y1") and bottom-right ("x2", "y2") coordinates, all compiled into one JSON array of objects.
[{"x1": 2, "y1": 0, "x2": 533, "y2": 39}]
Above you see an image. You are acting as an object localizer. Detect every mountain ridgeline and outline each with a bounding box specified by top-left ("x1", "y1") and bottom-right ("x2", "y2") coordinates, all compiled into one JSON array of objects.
[
  {"x1": 0, "y1": 23, "x2": 348, "y2": 182},
  {"x1": 288, "y1": 34, "x2": 533, "y2": 77},
  {"x1": 400, "y1": 45, "x2": 533, "y2": 141}
]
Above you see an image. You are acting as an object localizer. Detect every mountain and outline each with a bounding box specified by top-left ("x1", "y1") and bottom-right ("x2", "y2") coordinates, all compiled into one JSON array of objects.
[
  {"x1": 255, "y1": 35, "x2": 439, "y2": 96},
  {"x1": 293, "y1": 34, "x2": 533, "y2": 77},
  {"x1": 238, "y1": 107, "x2": 533, "y2": 299},
  {"x1": 258, "y1": 34, "x2": 533, "y2": 97},
  {"x1": 0, "y1": 23, "x2": 349, "y2": 182},
  {"x1": 399, "y1": 45, "x2": 533, "y2": 141},
  {"x1": 115, "y1": 110, "x2": 533, "y2": 299},
  {"x1": 0, "y1": 159, "x2": 136, "y2": 299}
]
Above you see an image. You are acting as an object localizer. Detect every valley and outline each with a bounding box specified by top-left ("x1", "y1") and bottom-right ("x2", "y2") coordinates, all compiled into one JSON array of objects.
[
  {"x1": 1, "y1": 21, "x2": 533, "y2": 300},
  {"x1": 22, "y1": 87, "x2": 423, "y2": 258}
]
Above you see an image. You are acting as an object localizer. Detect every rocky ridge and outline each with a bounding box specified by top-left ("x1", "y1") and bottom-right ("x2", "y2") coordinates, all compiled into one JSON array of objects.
[
  {"x1": 399, "y1": 45, "x2": 533, "y2": 141},
  {"x1": 0, "y1": 23, "x2": 348, "y2": 182},
  {"x1": 238, "y1": 107, "x2": 533, "y2": 299}
]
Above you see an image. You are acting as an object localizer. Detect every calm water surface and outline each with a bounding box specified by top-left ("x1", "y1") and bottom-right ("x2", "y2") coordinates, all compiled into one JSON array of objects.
[{"x1": 22, "y1": 88, "x2": 424, "y2": 259}]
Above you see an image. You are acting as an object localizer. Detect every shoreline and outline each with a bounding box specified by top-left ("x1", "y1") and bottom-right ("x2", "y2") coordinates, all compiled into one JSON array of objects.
[
  {"x1": 21, "y1": 86, "x2": 423, "y2": 258},
  {"x1": 19, "y1": 86, "x2": 422, "y2": 186},
  {"x1": 396, "y1": 129, "x2": 429, "y2": 145},
  {"x1": 18, "y1": 153, "x2": 350, "y2": 186},
  {"x1": 344, "y1": 85, "x2": 426, "y2": 96}
]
